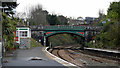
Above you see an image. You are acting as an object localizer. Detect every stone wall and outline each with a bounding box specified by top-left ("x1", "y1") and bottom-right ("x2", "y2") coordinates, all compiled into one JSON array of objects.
[{"x1": 20, "y1": 38, "x2": 31, "y2": 49}]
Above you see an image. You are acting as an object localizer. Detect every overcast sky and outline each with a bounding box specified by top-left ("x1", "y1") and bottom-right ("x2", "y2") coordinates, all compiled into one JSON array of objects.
[{"x1": 16, "y1": 0, "x2": 119, "y2": 18}]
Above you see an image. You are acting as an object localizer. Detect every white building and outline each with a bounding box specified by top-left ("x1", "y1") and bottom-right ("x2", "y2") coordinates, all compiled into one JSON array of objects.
[{"x1": 15, "y1": 26, "x2": 31, "y2": 49}]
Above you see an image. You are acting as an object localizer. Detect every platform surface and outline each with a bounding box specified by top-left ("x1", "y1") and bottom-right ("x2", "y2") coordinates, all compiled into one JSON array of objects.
[
  {"x1": 85, "y1": 47, "x2": 120, "y2": 54},
  {"x1": 2, "y1": 47, "x2": 67, "y2": 68}
]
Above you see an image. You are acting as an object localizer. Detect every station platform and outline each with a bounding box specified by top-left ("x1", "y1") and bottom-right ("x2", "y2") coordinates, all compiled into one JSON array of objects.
[
  {"x1": 84, "y1": 48, "x2": 120, "y2": 54},
  {"x1": 2, "y1": 47, "x2": 68, "y2": 68}
]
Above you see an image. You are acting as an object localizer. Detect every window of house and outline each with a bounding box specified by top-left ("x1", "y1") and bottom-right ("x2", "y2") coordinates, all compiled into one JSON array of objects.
[{"x1": 20, "y1": 31, "x2": 27, "y2": 37}]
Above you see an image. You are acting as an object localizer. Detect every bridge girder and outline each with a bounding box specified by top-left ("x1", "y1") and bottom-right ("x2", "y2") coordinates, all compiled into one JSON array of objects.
[{"x1": 44, "y1": 30, "x2": 85, "y2": 38}]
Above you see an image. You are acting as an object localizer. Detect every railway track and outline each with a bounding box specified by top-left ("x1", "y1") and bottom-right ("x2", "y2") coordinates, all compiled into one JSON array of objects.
[
  {"x1": 75, "y1": 49, "x2": 120, "y2": 62},
  {"x1": 48, "y1": 46, "x2": 119, "y2": 67},
  {"x1": 50, "y1": 49, "x2": 84, "y2": 67}
]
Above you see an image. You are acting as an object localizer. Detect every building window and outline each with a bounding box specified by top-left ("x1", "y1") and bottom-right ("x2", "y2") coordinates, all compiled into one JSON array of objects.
[{"x1": 20, "y1": 31, "x2": 27, "y2": 37}]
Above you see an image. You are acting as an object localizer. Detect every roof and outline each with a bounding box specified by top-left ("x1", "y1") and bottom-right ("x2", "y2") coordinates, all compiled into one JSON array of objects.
[
  {"x1": 0, "y1": 0, "x2": 17, "y2": 2},
  {"x1": 1, "y1": 0, "x2": 17, "y2": 7},
  {"x1": 0, "y1": 0, "x2": 17, "y2": 15},
  {"x1": 16, "y1": 26, "x2": 30, "y2": 28}
]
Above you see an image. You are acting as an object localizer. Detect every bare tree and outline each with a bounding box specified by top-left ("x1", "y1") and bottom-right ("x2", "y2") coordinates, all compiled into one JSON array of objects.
[
  {"x1": 98, "y1": 9, "x2": 105, "y2": 21},
  {"x1": 29, "y1": 4, "x2": 49, "y2": 26}
]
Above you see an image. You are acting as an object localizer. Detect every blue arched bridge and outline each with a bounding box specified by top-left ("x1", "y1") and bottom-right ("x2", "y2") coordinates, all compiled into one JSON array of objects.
[{"x1": 31, "y1": 25, "x2": 102, "y2": 46}]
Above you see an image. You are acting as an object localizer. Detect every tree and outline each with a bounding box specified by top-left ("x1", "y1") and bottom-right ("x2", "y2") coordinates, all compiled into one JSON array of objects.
[
  {"x1": 46, "y1": 14, "x2": 60, "y2": 25},
  {"x1": 106, "y1": 2, "x2": 120, "y2": 47},
  {"x1": 29, "y1": 5, "x2": 49, "y2": 26},
  {"x1": 97, "y1": 9, "x2": 106, "y2": 26},
  {"x1": 2, "y1": 14, "x2": 17, "y2": 51},
  {"x1": 107, "y1": 2, "x2": 120, "y2": 22},
  {"x1": 57, "y1": 15, "x2": 68, "y2": 25},
  {"x1": 98, "y1": 9, "x2": 105, "y2": 21},
  {"x1": 96, "y1": 1, "x2": 120, "y2": 49}
]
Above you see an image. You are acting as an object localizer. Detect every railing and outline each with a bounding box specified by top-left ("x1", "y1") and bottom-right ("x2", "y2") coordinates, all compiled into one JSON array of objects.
[
  {"x1": 44, "y1": 25, "x2": 86, "y2": 30},
  {"x1": 30, "y1": 25, "x2": 103, "y2": 31}
]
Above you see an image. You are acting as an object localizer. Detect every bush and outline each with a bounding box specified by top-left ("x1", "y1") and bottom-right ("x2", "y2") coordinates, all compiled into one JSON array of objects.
[{"x1": 31, "y1": 38, "x2": 42, "y2": 47}]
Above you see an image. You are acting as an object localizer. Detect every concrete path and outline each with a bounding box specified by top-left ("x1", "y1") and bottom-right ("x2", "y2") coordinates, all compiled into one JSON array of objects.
[{"x1": 2, "y1": 47, "x2": 67, "y2": 68}]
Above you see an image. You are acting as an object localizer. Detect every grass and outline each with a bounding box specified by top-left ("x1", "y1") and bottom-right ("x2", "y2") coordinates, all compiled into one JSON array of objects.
[{"x1": 31, "y1": 38, "x2": 42, "y2": 47}]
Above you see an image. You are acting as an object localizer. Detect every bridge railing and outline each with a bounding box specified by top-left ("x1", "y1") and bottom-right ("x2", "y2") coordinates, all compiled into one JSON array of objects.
[
  {"x1": 44, "y1": 25, "x2": 86, "y2": 30},
  {"x1": 30, "y1": 25, "x2": 103, "y2": 31}
]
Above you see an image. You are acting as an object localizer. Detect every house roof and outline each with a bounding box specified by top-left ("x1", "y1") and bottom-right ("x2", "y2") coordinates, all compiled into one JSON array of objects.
[
  {"x1": 16, "y1": 26, "x2": 30, "y2": 28},
  {"x1": 1, "y1": 0, "x2": 17, "y2": 2}
]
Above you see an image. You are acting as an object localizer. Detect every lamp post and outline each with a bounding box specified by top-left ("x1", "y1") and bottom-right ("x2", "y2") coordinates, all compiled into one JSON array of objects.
[
  {"x1": 0, "y1": 1, "x2": 2, "y2": 67},
  {"x1": 0, "y1": 5, "x2": 9, "y2": 49}
]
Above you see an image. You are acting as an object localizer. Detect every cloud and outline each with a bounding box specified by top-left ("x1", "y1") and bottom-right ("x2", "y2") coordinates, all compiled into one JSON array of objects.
[{"x1": 16, "y1": 0, "x2": 117, "y2": 18}]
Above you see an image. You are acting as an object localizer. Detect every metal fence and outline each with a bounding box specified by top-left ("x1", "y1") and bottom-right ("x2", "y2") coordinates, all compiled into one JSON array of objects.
[
  {"x1": 31, "y1": 25, "x2": 102, "y2": 31},
  {"x1": 44, "y1": 25, "x2": 86, "y2": 30}
]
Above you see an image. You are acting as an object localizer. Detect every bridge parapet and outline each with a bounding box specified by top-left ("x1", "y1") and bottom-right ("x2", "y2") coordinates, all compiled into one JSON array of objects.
[
  {"x1": 30, "y1": 25, "x2": 102, "y2": 31},
  {"x1": 44, "y1": 25, "x2": 86, "y2": 30}
]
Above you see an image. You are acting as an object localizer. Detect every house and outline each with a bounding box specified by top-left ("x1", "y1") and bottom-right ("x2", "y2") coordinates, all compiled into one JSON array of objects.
[
  {"x1": 68, "y1": 17, "x2": 84, "y2": 25},
  {"x1": 85, "y1": 17, "x2": 98, "y2": 24}
]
